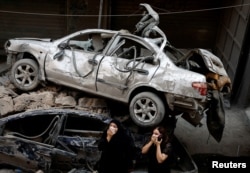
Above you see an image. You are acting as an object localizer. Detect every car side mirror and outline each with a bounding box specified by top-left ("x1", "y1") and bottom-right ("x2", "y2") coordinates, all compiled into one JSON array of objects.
[
  {"x1": 53, "y1": 50, "x2": 64, "y2": 60},
  {"x1": 58, "y1": 42, "x2": 68, "y2": 49}
]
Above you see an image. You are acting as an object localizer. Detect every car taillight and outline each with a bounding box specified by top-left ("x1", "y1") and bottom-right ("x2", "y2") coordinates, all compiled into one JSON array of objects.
[{"x1": 192, "y1": 82, "x2": 207, "y2": 96}]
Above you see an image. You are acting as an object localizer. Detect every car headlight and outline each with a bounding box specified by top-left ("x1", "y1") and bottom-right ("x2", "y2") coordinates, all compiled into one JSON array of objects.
[{"x1": 4, "y1": 40, "x2": 11, "y2": 48}]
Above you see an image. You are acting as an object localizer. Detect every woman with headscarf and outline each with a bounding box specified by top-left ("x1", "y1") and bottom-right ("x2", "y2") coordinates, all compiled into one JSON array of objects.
[{"x1": 97, "y1": 119, "x2": 135, "y2": 173}]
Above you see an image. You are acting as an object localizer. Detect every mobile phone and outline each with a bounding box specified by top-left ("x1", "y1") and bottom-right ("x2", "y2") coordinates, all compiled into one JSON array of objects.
[{"x1": 157, "y1": 135, "x2": 162, "y2": 141}]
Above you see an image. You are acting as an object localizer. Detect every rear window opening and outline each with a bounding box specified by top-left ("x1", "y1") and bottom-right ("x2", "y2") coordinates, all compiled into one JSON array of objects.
[{"x1": 3, "y1": 113, "x2": 107, "y2": 143}]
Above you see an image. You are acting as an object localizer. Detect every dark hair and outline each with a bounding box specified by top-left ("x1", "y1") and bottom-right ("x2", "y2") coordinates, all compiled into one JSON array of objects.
[{"x1": 155, "y1": 126, "x2": 169, "y2": 145}]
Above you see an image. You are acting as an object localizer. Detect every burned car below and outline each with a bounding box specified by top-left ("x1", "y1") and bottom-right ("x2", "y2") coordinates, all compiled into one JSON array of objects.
[
  {"x1": 4, "y1": 3, "x2": 231, "y2": 142},
  {"x1": 0, "y1": 108, "x2": 198, "y2": 173},
  {"x1": 0, "y1": 109, "x2": 110, "y2": 172}
]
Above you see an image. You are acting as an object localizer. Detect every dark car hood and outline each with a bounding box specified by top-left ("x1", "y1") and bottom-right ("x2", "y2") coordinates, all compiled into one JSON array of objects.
[{"x1": 206, "y1": 90, "x2": 225, "y2": 142}]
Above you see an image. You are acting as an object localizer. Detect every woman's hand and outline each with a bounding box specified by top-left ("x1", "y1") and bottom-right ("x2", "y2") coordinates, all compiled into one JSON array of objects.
[
  {"x1": 151, "y1": 133, "x2": 157, "y2": 142},
  {"x1": 151, "y1": 134, "x2": 162, "y2": 146},
  {"x1": 106, "y1": 124, "x2": 118, "y2": 142},
  {"x1": 106, "y1": 129, "x2": 113, "y2": 141},
  {"x1": 154, "y1": 138, "x2": 162, "y2": 146}
]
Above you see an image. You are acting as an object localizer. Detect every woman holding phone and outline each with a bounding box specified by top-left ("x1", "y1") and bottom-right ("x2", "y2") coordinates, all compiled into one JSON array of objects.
[{"x1": 141, "y1": 126, "x2": 173, "y2": 173}]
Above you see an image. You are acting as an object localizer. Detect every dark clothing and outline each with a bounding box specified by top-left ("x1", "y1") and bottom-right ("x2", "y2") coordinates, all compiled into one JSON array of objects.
[
  {"x1": 146, "y1": 142, "x2": 173, "y2": 173},
  {"x1": 98, "y1": 120, "x2": 135, "y2": 173}
]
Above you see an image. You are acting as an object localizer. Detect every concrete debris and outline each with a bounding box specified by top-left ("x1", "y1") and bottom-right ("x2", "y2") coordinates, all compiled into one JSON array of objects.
[
  {"x1": 0, "y1": 75, "x2": 109, "y2": 117},
  {"x1": 0, "y1": 96, "x2": 13, "y2": 115}
]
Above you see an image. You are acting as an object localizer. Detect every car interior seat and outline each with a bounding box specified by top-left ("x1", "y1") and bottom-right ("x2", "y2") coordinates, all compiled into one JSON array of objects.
[{"x1": 92, "y1": 34, "x2": 104, "y2": 52}]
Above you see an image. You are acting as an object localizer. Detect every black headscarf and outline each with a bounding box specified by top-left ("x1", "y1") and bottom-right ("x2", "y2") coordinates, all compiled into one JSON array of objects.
[
  {"x1": 108, "y1": 119, "x2": 125, "y2": 138},
  {"x1": 98, "y1": 119, "x2": 135, "y2": 173}
]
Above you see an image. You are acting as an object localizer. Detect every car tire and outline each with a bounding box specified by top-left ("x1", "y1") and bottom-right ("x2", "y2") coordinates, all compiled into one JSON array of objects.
[
  {"x1": 129, "y1": 92, "x2": 165, "y2": 127},
  {"x1": 11, "y1": 59, "x2": 39, "y2": 91}
]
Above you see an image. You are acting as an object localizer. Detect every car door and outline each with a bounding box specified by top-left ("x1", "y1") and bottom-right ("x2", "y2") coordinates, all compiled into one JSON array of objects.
[
  {"x1": 45, "y1": 33, "x2": 106, "y2": 92},
  {"x1": 96, "y1": 35, "x2": 159, "y2": 101},
  {"x1": 0, "y1": 112, "x2": 82, "y2": 172},
  {"x1": 0, "y1": 113, "x2": 68, "y2": 172},
  {"x1": 56, "y1": 113, "x2": 108, "y2": 170},
  {"x1": 0, "y1": 136, "x2": 54, "y2": 172}
]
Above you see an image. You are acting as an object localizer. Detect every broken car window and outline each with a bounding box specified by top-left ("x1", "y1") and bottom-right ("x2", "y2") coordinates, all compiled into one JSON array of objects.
[
  {"x1": 112, "y1": 37, "x2": 154, "y2": 63},
  {"x1": 62, "y1": 114, "x2": 106, "y2": 138},
  {"x1": 3, "y1": 114, "x2": 61, "y2": 143},
  {"x1": 64, "y1": 33, "x2": 110, "y2": 52}
]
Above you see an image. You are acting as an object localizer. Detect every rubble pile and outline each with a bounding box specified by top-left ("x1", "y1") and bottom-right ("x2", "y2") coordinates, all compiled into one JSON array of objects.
[{"x1": 0, "y1": 73, "x2": 109, "y2": 117}]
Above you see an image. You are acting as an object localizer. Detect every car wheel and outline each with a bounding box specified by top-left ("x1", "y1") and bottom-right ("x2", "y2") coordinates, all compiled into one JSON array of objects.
[
  {"x1": 11, "y1": 59, "x2": 39, "y2": 91},
  {"x1": 129, "y1": 92, "x2": 165, "y2": 127}
]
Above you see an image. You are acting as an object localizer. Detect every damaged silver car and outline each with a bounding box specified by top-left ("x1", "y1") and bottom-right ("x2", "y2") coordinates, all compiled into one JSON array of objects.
[{"x1": 4, "y1": 3, "x2": 231, "y2": 142}]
